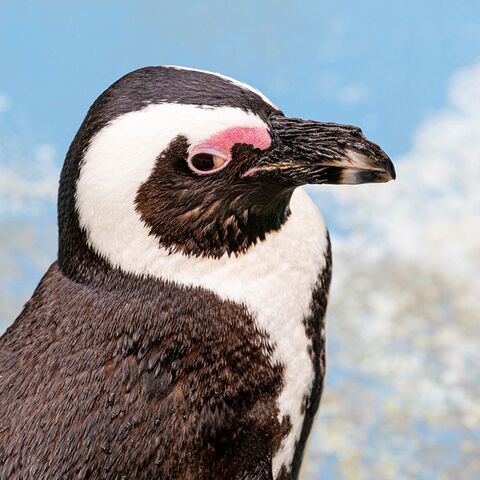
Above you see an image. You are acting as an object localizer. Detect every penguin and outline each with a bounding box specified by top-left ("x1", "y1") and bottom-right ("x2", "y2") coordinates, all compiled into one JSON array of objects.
[{"x1": 0, "y1": 66, "x2": 395, "y2": 480}]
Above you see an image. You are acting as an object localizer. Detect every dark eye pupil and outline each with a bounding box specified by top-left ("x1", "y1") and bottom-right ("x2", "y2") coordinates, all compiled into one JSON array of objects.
[{"x1": 191, "y1": 153, "x2": 215, "y2": 171}]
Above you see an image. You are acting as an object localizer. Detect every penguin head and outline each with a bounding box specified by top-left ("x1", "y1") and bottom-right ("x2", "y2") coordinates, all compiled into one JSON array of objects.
[{"x1": 59, "y1": 66, "x2": 394, "y2": 278}]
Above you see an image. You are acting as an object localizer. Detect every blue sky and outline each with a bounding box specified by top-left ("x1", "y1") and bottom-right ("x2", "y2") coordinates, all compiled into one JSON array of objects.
[{"x1": 1, "y1": 0, "x2": 480, "y2": 162}]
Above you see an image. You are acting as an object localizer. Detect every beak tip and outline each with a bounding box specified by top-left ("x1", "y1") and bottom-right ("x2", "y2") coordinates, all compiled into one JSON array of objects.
[
  {"x1": 385, "y1": 158, "x2": 396, "y2": 182},
  {"x1": 345, "y1": 149, "x2": 396, "y2": 183}
]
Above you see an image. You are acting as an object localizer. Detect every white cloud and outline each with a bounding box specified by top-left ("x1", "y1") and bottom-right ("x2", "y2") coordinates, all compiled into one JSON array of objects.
[
  {"x1": 315, "y1": 73, "x2": 369, "y2": 105},
  {"x1": 34, "y1": 143, "x2": 57, "y2": 163},
  {"x1": 0, "y1": 107, "x2": 58, "y2": 330},
  {"x1": 0, "y1": 143, "x2": 58, "y2": 215},
  {"x1": 337, "y1": 82, "x2": 369, "y2": 105},
  {"x1": 0, "y1": 94, "x2": 10, "y2": 112}
]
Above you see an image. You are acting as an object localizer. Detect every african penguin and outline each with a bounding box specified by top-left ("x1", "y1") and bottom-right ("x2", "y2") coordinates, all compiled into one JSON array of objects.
[{"x1": 0, "y1": 66, "x2": 395, "y2": 479}]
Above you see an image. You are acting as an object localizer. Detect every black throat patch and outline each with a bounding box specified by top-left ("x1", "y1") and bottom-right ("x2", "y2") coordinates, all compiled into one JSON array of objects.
[{"x1": 135, "y1": 136, "x2": 293, "y2": 258}]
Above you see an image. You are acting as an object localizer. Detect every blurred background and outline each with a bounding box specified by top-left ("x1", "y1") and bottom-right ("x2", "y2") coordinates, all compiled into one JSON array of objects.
[{"x1": 1, "y1": 1, "x2": 479, "y2": 478}]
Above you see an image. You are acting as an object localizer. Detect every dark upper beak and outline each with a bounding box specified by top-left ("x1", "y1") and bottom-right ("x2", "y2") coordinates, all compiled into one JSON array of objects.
[{"x1": 244, "y1": 113, "x2": 395, "y2": 185}]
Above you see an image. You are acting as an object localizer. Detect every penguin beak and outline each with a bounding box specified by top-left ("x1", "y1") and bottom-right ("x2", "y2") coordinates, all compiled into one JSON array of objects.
[{"x1": 244, "y1": 113, "x2": 395, "y2": 185}]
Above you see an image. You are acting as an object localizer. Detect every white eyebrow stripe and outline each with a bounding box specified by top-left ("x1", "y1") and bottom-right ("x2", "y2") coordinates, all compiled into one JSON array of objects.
[{"x1": 165, "y1": 65, "x2": 279, "y2": 110}]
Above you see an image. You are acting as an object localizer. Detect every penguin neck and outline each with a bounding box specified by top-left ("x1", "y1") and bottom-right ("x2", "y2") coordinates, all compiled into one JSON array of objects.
[{"x1": 58, "y1": 193, "x2": 293, "y2": 288}]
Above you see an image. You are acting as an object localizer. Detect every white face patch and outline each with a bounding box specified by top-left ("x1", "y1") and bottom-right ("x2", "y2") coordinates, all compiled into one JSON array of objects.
[
  {"x1": 76, "y1": 103, "x2": 270, "y2": 270},
  {"x1": 165, "y1": 65, "x2": 278, "y2": 110},
  {"x1": 76, "y1": 103, "x2": 329, "y2": 477}
]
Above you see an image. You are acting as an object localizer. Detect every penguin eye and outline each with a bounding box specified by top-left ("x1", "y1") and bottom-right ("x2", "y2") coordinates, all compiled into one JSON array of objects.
[{"x1": 187, "y1": 148, "x2": 230, "y2": 175}]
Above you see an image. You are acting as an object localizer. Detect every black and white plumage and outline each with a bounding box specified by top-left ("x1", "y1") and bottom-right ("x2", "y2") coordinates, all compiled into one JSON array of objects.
[{"x1": 0, "y1": 66, "x2": 395, "y2": 479}]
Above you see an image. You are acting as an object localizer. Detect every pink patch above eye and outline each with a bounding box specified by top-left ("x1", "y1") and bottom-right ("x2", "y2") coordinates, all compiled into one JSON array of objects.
[{"x1": 196, "y1": 127, "x2": 271, "y2": 154}]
